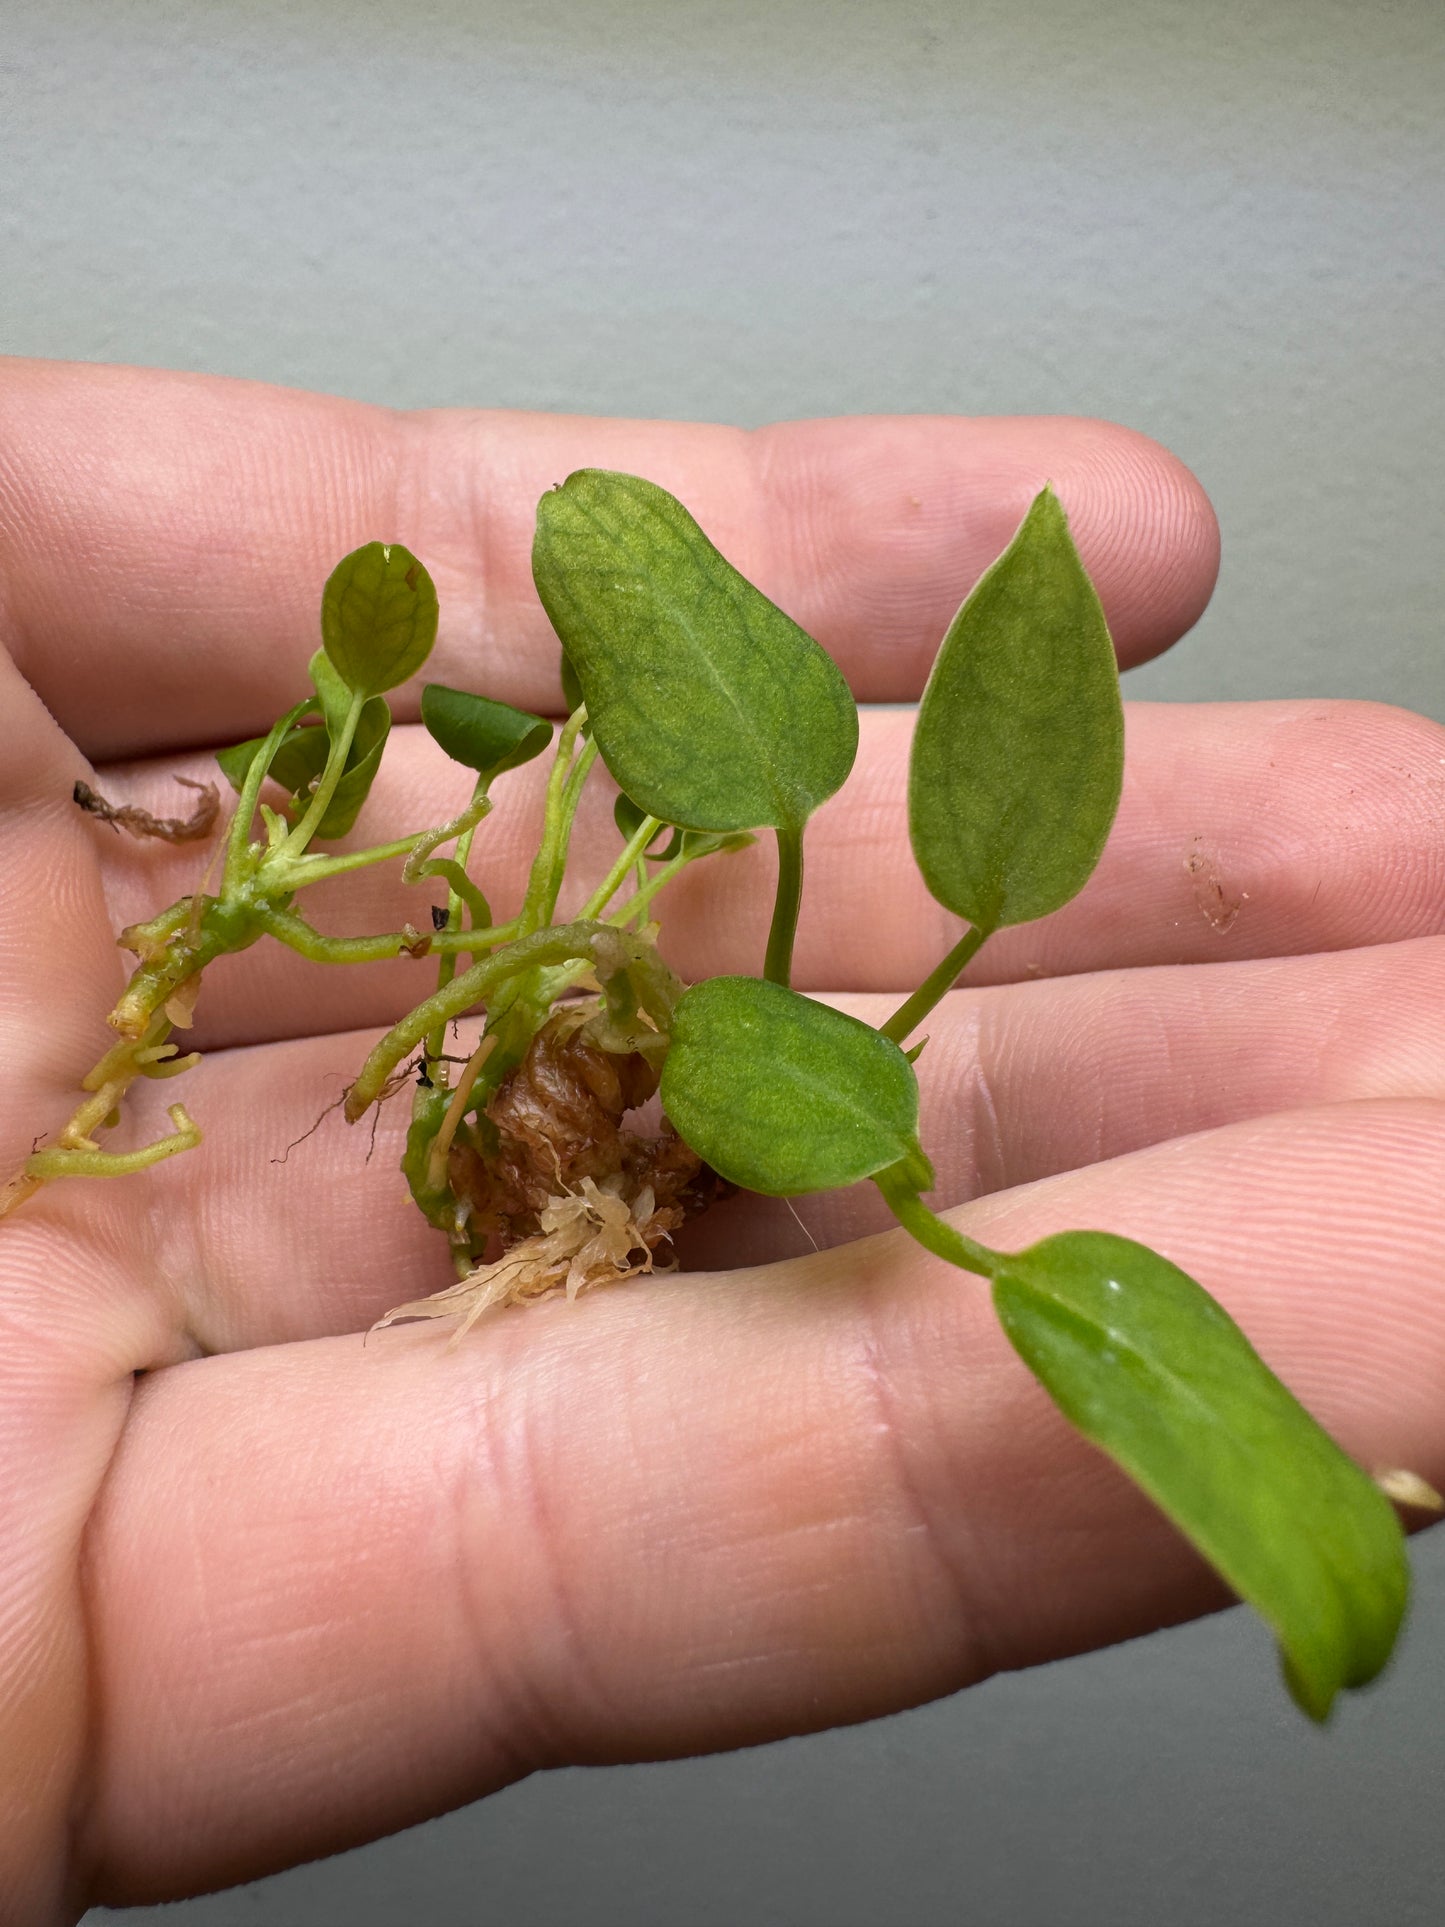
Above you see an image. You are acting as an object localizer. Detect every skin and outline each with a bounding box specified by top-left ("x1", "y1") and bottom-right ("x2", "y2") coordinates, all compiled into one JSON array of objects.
[{"x1": 0, "y1": 356, "x2": 1442, "y2": 1920}]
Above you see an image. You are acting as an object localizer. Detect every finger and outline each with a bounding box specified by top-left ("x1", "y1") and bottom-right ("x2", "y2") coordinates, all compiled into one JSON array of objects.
[
  {"x1": 72, "y1": 932, "x2": 1445, "y2": 1355},
  {"x1": 80, "y1": 695, "x2": 1445, "y2": 1053},
  {"x1": 691, "y1": 932, "x2": 1445, "y2": 1266},
  {"x1": 0, "y1": 359, "x2": 1218, "y2": 758},
  {"x1": 0, "y1": 644, "x2": 132, "y2": 1141},
  {"x1": 81, "y1": 1100, "x2": 1445, "y2": 1902}
]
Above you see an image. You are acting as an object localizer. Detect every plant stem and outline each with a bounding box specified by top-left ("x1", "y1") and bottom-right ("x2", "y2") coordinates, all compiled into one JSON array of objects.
[
  {"x1": 24, "y1": 1103, "x2": 202, "y2": 1182},
  {"x1": 223, "y1": 698, "x2": 316, "y2": 888},
  {"x1": 579, "y1": 813, "x2": 663, "y2": 920},
  {"x1": 518, "y1": 708, "x2": 593, "y2": 934},
  {"x1": 423, "y1": 1034, "x2": 497, "y2": 1193},
  {"x1": 880, "y1": 923, "x2": 993, "y2": 1044},
  {"x1": 604, "y1": 836, "x2": 709, "y2": 929},
  {"x1": 2, "y1": 1012, "x2": 205, "y2": 1214},
  {"x1": 872, "y1": 1161, "x2": 1001, "y2": 1279},
  {"x1": 276, "y1": 832, "x2": 426, "y2": 886},
  {"x1": 256, "y1": 905, "x2": 516, "y2": 965},
  {"x1": 283, "y1": 689, "x2": 365, "y2": 855},
  {"x1": 427, "y1": 811, "x2": 486, "y2": 1064},
  {"x1": 345, "y1": 919, "x2": 615, "y2": 1120},
  {"x1": 402, "y1": 786, "x2": 494, "y2": 928},
  {"x1": 764, "y1": 823, "x2": 804, "y2": 988}
]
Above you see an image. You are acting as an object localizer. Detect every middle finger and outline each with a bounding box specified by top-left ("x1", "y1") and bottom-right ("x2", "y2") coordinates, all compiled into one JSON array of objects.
[
  {"x1": 97, "y1": 932, "x2": 1445, "y2": 1353},
  {"x1": 78, "y1": 695, "x2": 1445, "y2": 1053}
]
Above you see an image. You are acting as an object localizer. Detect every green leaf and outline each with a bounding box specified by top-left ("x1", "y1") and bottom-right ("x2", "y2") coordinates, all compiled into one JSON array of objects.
[
  {"x1": 990, "y1": 1230, "x2": 1409, "y2": 1721},
  {"x1": 216, "y1": 697, "x2": 388, "y2": 840},
  {"x1": 267, "y1": 725, "x2": 329, "y2": 796},
  {"x1": 308, "y1": 647, "x2": 352, "y2": 739},
  {"x1": 216, "y1": 714, "x2": 324, "y2": 796},
  {"x1": 421, "y1": 684, "x2": 552, "y2": 780},
  {"x1": 309, "y1": 696, "x2": 390, "y2": 839},
  {"x1": 613, "y1": 791, "x2": 681, "y2": 860},
  {"x1": 216, "y1": 734, "x2": 271, "y2": 794},
  {"x1": 661, "y1": 975, "x2": 923, "y2": 1195},
  {"x1": 533, "y1": 470, "x2": 858, "y2": 833},
  {"x1": 320, "y1": 541, "x2": 439, "y2": 699},
  {"x1": 559, "y1": 648, "x2": 584, "y2": 716},
  {"x1": 909, "y1": 486, "x2": 1124, "y2": 930}
]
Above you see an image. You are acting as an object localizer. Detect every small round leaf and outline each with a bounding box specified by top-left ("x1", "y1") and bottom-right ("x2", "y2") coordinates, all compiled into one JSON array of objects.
[{"x1": 321, "y1": 542, "x2": 439, "y2": 699}]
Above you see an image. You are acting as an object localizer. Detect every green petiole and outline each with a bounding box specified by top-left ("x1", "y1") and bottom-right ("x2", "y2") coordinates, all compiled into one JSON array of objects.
[
  {"x1": 880, "y1": 923, "x2": 993, "y2": 1044},
  {"x1": 871, "y1": 1158, "x2": 1000, "y2": 1278},
  {"x1": 282, "y1": 687, "x2": 365, "y2": 856},
  {"x1": 579, "y1": 811, "x2": 664, "y2": 920},
  {"x1": 763, "y1": 823, "x2": 804, "y2": 988}
]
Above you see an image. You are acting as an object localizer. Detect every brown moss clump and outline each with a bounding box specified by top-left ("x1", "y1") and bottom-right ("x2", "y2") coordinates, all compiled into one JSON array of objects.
[{"x1": 374, "y1": 1008, "x2": 725, "y2": 1342}]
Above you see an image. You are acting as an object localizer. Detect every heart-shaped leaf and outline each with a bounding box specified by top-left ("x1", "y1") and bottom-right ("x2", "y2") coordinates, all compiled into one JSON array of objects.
[
  {"x1": 533, "y1": 471, "x2": 857, "y2": 833},
  {"x1": 661, "y1": 975, "x2": 922, "y2": 1195},
  {"x1": 991, "y1": 1230, "x2": 1409, "y2": 1721},
  {"x1": 909, "y1": 487, "x2": 1123, "y2": 931},
  {"x1": 321, "y1": 541, "x2": 439, "y2": 699},
  {"x1": 421, "y1": 684, "x2": 552, "y2": 781}
]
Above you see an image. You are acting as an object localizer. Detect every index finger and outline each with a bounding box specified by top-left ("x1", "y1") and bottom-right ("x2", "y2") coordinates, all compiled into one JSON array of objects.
[{"x1": 0, "y1": 359, "x2": 1218, "y2": 760}]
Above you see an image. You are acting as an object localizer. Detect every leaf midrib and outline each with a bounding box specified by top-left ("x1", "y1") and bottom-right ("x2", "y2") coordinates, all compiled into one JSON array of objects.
[{"x1": 1002, "y1": 1276, "x2": 1371, "y2": 1644}]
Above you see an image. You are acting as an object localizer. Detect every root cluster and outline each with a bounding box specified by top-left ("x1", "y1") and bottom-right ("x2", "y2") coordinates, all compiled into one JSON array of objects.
[{"x1": 376, "y1": 1007, "x2": 724, "y2": 1341}]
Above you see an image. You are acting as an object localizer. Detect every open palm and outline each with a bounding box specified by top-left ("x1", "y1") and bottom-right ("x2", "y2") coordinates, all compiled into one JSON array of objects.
[{"x1": 2, "y1": 359, "x2": 1442, "y2": 1921}]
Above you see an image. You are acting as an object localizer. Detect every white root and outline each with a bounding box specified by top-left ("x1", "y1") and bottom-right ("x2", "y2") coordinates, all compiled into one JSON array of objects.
[{"x1": 371, "y1": 1174, "x2": 671, "y2": 1348}]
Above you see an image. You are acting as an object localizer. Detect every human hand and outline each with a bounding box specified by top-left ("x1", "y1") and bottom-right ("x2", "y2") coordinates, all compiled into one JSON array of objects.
[{"x1": 2, "y1": 359, "x2": 1440, "y2": 1919}]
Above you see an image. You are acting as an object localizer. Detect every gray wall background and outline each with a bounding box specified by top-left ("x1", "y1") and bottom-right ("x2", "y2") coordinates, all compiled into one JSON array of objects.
[{"x1": 3, "y1": 0, "x2": 1442, "y2": 1920}]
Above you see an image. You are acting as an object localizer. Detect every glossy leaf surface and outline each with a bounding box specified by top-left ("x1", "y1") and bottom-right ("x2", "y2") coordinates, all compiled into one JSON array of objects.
[
  {"x1": 991, "y1": 1230, "x2": 1409, "y2": 1720},
  {"x1": 321, "y1": 541, "x2": 438, "y2": 699},
  {"x1": 533, "y1": 471, "x2": 857, "y2": 832},
  {"x1": 662, "y1": 976, "x2": 921, "y2": 1195},
  {"x1": 910, "y1": 487, "x2": 1123, "y2": 930},
  {"x1": 421, "y1": 684, "x2": 551, "y2": 780}
]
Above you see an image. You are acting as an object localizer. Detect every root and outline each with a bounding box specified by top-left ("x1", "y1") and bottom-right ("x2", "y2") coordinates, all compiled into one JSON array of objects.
[
  {"x1": 371, "y1": 1172, "x2": 678, "y2": 1344},
  {"x1": 0, "y1": 1015, "x2": 205, "y2": 1220},
  {"x1": 377, "y1": 1003, "x2": 727, "y2": 1341},
  {"x1": 273, "y1": 1089, "x2": 349, "y2": 1164},
  {"x1": 74, "y1": 776, "x2": 220, "y2": 843},
  {"x1": 446, "y1": 1003, "x2": 720, "y2": 1247}
]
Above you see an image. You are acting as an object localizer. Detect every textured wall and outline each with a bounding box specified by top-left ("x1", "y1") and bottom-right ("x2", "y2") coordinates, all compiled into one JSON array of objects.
[{"x1": 4, "y1": 0, "x2": 1442, "y2": 1921}]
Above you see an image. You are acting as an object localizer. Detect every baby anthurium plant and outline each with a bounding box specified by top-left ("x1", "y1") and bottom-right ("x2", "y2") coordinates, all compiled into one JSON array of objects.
[{"x1": 0, "y1": 471, "x2": 1415, "y2": 1724}]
